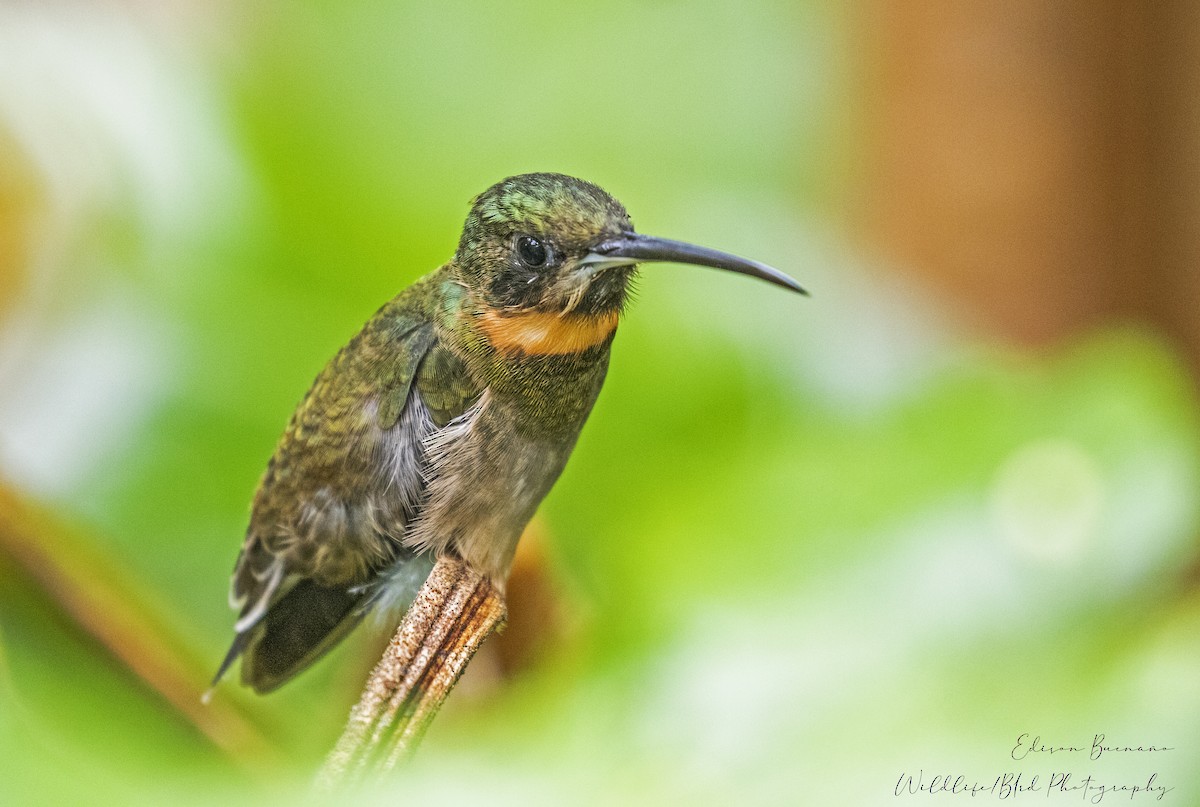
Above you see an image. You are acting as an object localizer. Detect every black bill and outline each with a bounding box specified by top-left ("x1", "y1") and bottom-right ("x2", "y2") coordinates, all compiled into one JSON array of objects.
[{"x1": 584, "y1": 232, "x2": 807, "y2": 295}]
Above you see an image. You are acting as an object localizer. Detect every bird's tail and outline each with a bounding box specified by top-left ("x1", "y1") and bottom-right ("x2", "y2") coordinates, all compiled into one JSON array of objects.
[
  {"x1": 210, "y1": 581, "x2": 364, "y2": 696},
  {"x1": 209, "y1": 630, "x2": 253, "y2": 690}
]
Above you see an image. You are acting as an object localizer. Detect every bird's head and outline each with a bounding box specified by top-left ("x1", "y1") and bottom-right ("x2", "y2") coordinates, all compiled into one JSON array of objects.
[
  {"x1": 453, "y1": 173, "x2": 805, "y2": 357},
  {"x1": 455, "y1": 173, "x2": 636, "y2": 317},
  {"x1": 455, "y1": 173, "x2": 805, "y2": 318}
]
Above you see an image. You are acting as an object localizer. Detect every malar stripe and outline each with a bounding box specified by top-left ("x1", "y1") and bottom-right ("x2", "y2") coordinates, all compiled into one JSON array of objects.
[{"x1": 478, "y1": 309, "x2": 618, "y2": 356}]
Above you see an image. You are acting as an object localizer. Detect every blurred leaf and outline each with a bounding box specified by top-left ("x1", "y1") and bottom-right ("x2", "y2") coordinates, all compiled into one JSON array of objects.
[{"x1": 0, "y1": 480, "x2": 279, "y2": 781}]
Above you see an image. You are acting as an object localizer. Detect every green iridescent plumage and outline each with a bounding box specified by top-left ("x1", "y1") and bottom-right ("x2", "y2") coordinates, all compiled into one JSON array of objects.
[{"x1": 215, "y1": 173, "x2": 804, "y2": 693}]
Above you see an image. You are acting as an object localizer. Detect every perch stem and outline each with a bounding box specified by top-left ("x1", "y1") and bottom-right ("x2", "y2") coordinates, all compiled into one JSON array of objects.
[{"x1": 317, "y1": 555, "x2": 506, "y2": 788}]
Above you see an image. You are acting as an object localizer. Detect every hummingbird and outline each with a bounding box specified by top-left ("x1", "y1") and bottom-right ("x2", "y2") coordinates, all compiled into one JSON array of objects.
[{"x1": 214, "y1": 173, "x2": 805, "y2": 694}]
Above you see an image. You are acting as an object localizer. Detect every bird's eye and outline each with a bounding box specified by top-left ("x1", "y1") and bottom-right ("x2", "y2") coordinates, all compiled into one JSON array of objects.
[{"x1": 515, "y1": 235, "x2": 548, "y2": 268}]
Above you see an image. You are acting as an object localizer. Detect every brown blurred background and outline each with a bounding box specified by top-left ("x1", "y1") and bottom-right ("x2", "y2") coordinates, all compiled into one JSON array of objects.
[{"x1": 856, "y1": 2, "x2": 1199, "y2": 367}]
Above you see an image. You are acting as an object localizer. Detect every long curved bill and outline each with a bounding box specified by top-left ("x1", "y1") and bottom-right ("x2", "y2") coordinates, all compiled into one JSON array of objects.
[{"x1": 582, "y1": 232, "x2": 807, "y2": 295}]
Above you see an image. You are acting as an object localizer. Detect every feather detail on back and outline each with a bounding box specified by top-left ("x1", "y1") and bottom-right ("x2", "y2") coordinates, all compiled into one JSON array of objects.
[{"x1": 214, "y1": 287, "x2": 467, "y2": 690}]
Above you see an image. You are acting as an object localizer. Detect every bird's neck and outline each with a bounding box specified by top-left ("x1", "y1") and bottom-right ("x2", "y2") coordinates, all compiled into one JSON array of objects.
[{"x1": 474, "y1": 307, "x2": 618, "y2": 358}]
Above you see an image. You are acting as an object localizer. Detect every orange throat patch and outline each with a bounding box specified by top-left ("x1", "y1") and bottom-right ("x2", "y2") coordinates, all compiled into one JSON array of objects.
[{"x1": 478, "y1": 308, "x2": 619, "y2": 357}]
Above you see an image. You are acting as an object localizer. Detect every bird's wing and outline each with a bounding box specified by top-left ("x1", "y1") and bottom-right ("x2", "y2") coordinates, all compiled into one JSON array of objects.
[
  {"x1": 213, "y1": 287, "x2": 458, "y2": 692},
  {"x1": 231, "y1": 318, "x2": 438, "y2": 618}
]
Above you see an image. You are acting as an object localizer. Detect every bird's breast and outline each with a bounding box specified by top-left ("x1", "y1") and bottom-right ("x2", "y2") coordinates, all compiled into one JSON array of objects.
[{"x1": 402, "y1": 389, "x2": 580, "y2": 580}]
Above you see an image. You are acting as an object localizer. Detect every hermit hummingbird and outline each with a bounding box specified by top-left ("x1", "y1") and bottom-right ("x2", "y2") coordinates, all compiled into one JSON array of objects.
[{"x1": 214, "y1": 173, "x2": 805, "y2": 693}]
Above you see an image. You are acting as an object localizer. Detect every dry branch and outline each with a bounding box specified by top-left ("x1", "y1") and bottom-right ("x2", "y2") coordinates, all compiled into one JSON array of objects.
[{"x1": 317, "y1": 554, "x2": 506, "y2": 788}]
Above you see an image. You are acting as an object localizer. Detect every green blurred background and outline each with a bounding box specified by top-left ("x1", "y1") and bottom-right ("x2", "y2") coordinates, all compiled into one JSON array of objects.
[{"x1": 2, "y1": 2, "x2": 1198, "y2": 804}]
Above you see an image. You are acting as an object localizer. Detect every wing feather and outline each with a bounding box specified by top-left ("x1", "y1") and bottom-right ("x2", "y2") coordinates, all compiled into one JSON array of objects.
[{"x1": 213, "y1": 289, "x2": 450, "y2": 690}]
